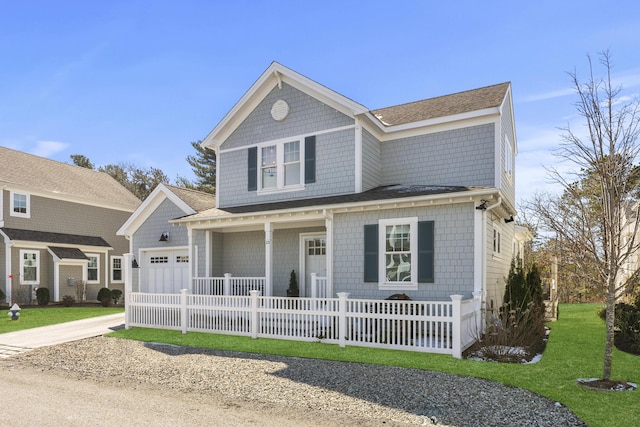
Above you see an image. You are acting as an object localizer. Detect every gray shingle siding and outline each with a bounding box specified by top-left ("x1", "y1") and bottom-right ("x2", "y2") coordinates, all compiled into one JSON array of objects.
[
  {"x1": 500, "y1": 96, "x2": 516, "y2": 207},
  {"x1": 361, "y1": 128, "x2": 382, "y2": 191},
  {"x1": 381, "y1": 124, "x2": 496, "y2": 187},
  {"x1": 332, "y1": 203, "x2": 475, "y2": 301},
  {"x1": 218, "y1": 127, "x2": 356, "y2": 207},
  {"x1": 133, "y1": 199, "x2": 188, "y2": 253},
  {"x1": 223, "y1": 83, "x2": 354, "y2": 150}
]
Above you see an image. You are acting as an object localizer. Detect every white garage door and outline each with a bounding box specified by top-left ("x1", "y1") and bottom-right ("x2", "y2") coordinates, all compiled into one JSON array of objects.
[{"x1": 142, "y1": 249, "x2": 190, "y2": 294}]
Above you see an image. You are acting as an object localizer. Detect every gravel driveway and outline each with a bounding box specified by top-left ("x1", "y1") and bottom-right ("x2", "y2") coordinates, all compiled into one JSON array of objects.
[{"x1": 3, "y1": 336, "x2": 586, "y2": 426}]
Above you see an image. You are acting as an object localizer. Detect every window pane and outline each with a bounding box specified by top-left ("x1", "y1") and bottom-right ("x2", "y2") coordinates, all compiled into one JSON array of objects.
[
  {"x1": 261, "y1": 145, "x2": 277, "y2": 189},
  {"x1": 386, "y1": 225, "x2": 410, "y2": 252},
  {"x1": 113, "y1": 270, "x2": 122, "y2": 281},
  {"x1": 14, "y1": 194, "x2": 27, "y2": 213},
  {"x1": 284, "y1": 141, "x2": 299, "y2": 163},
  {"x1": 284, "y1": 163, "x2": 300, "y2": 185},
  {"x1": 385, "y1": 254, "x2": 412, "y2": 282}
]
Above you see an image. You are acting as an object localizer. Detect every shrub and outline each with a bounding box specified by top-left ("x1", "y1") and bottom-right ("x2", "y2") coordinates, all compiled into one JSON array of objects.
[
  {"x1": 35, "y1": 287, "x2": 50, "y2": 306},
  {"x1": 0, "y1": 288, "x2": 5, "y2": 302},
  {"x1": 62, "y1": 295, "x2": 76, "y2": 307},
  {"x1": 111, "y1": 289, "x2": 123, "y2": 305},
  {"x1": 598, "y1": 294, "x2": 640, "y2": 354},
  {"x1": 97, "y1": 287, "x2": 113, "y2": 307}
]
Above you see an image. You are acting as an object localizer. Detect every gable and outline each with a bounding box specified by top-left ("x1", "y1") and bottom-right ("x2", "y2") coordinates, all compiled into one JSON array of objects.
[{"x1": 221, "y1": 83, "x2": 354, "y2": 151}]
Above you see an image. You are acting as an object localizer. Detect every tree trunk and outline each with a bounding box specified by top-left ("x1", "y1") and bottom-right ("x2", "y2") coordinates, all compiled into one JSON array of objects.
[{"x1": 603, "y1": 277, "x2": 616, "y2": 381}]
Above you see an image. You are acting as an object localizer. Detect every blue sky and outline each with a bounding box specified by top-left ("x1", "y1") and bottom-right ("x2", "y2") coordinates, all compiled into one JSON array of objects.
[{"x1": 1, "y1": 1, "x2": 639, "y2": 204}]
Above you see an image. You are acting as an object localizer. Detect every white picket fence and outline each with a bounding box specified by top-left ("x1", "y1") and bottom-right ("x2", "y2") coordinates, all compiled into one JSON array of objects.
[{"x1": 125, "y1": 290, "x2": 481, "y2": 358}]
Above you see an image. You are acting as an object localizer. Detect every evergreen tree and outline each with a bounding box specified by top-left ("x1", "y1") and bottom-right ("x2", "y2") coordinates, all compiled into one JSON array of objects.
[{"x1": 183, "y1": 140, "x2": 216, "y2": 194}]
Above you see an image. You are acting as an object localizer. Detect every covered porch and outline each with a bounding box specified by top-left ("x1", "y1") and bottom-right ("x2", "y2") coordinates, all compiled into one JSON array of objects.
[{"x1": 181, "y1": 208, "x2": 334, "y2": 298}]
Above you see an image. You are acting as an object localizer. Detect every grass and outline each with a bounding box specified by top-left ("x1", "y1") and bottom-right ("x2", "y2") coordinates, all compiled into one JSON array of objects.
[
  {"x1": 0, "y1": 306, "x2": 124, "y2": 334},
  {"x1": 110, "y1": 304, "x2": 639, "y2": 427}
]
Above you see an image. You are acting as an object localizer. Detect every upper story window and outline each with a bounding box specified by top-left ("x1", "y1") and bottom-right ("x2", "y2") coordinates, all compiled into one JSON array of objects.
[
  {"x1": 20, "y1": 250, "x2": 39, "y2": 285},
  {"x1": 10, "y1": 191, "x2": 30, "y2": 218},
  {"x1": 493, "y1": 225, "x2": 502, "y2": 255},
  {"x1": 504, "y1": 136, "x2": 513, "y2": 180},
  {"x1": 248, "y1": 135, "x2": 315, "y2": 192},
  {"x1": 260, "y1": 140, "x2": 301, "y2": 190},
  {"x1": 87, "y1": 254, "x2": 99, "y2": 283}
]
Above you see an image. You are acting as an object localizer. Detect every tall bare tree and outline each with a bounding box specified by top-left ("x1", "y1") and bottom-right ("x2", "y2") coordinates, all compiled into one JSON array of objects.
[{"x1": 527, "y1": 51, "x2": 640, "y2": 382}]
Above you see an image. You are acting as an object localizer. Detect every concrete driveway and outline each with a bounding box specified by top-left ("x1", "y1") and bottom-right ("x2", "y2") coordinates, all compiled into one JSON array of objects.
[{"x1": 0, "y1": 312, "x2": 125, "y2": 357}]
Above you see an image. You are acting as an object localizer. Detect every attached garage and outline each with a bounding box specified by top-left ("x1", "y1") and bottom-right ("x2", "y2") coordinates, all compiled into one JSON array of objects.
[{"x1": 141, "y1": 248, "x2": 190, "y2": 294}]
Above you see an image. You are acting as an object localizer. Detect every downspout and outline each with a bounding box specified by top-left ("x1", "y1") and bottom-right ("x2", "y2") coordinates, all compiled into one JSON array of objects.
[{"x1": 480, "y1": 196, "x2": 502, "y2": 311}]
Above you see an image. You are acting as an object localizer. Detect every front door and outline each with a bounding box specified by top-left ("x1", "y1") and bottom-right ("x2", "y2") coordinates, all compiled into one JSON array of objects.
[{"x1": 302, "y1": 236, "x2": 326, "y2": 297}]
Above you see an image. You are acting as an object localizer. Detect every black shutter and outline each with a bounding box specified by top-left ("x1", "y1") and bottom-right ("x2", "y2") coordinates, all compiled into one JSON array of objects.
[
  {"x1": 418, "y1": 221, "x2": 435, "y2": 283},
  {"x1": 247, "y1": 147, "x2": 257, "y2": 191},
  {"x1": 304, "y1": 135, "x2": 316, "y2": 184},
  {"x1": 364, "y1": 224, "x2": 378, "y2": 282}
]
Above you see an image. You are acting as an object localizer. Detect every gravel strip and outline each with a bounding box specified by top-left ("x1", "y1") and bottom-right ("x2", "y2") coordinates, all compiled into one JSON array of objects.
[{"x1": 7, "y1": 337, "x2": 586, "y2": 426}]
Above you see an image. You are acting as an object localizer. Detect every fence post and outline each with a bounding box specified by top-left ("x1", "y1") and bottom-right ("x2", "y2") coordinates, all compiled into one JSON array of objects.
[
  {"x1": 310, "y1": 273, "x2": 317, "y2": 299},
  {"x1": 450, "y1": 294, "x2": 463, "y2": 359},
  {"x1": 337, "y1": 292, "x2": 349, "y2": 348},
  {"x1": 181, "y1": 289, "x2": 188, "y2": 335},
  {"x1": 224, "y1": 273, "x2": 232, "y2": 296},
  {"x1": 123, "y1": 253, "x2": 133, "y2": 330},
  {"x1": 250, "y1": 290, "x2": 259, "y2": 339}
]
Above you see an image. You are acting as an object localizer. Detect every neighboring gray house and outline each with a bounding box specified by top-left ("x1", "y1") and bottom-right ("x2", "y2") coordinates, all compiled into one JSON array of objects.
[
  {"x1": 117, "y1": 183, "x2": 216, "y2": 294},
  {"x1": 140, "y1": 62, "x2": 521, "y2": 310},
  {"x1": 0, "y1": 147, "x2": 141, "y2": 303}
]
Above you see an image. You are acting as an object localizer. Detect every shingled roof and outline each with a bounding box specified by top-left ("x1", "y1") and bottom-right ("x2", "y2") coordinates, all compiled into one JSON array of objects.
[
  {"x1": 164, "y1": 184, "x2": 217, "y2": 213},
  {"x1": 0, "y1": 227, "x2": 112, "y2": 247},
  {"x1": 370, "y1": 82, "x2": 510, "y2": 126},
  {"x1": 0, "y1": 147, "x2": 141, "y2": 211}
]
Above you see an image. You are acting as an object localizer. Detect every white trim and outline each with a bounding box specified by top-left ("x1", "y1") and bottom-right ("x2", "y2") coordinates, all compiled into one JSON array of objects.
[
  {"x1": 218, "y1": 125, "x2": 355, "y2": 155},
  {"x1": 10, "y1": 191, "x2": 30, "y2": 218},
  {"x1": 117, "y1": 183, "x2": 196, "y2": 237},
  {"x1": 378, "y1": 217, "x2": 419, "y2": 291},
  {"x1": 19, "y1": 249, "x2": 39, "y2": 285},
  {"x1": 298, "y1": 232, "x2": 327, "y2": 298},
  {"x1": 111, "y1": 255, "x2": 124, "y2": 283},
  {"x1": 86, "y1": 253, "x2": 100, "y2": 284},
  {"x1": 354, "y1": 123, "x2": 362, "y2": 193},
  {"x1": 473, "y1": 207, "x2": 484, "y2": 295}
]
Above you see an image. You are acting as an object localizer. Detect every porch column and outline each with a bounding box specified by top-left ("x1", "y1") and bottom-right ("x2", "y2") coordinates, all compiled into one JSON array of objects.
[
  {"x1": 324, "y1": 211, "x2": 333, "y2": 297},
  {"x1": 187, "y1": 227, "x2": 194, "y2": 293},
  {"x1": 264, "y1": 222, "x2": 272, "y2": 297}
]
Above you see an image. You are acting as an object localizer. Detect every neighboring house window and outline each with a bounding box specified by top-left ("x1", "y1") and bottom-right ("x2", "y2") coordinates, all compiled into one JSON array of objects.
[
  {"x1": 364, "y1": 218, "x2": 434, "y2": 290},
  {"x1": 10, "y1": 192, "x2": 30, "y2": 218},
  {"x1": 20, "y1": 250, "x2": 39, "y2": 285},
  {"x1": 111, "y1": 256, "x2": 123, "y2": 282},
  {"x1": 87, "y1": 254, "x2": 99, "y2": 283},
  {"x1": 504, "y1": 136, "x2": 513, "y2": 179},
  {"x1": 248, "y1": 135, "x2": 316, "y2": 192},
  {"x1": 493, "y1": 226, "x2": 502, "y2": 255}
]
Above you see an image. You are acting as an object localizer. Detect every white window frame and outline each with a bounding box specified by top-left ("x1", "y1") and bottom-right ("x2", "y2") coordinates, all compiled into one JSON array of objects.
[
  {"x1": 504, "y1": 135, "x2": 513, "y2": 180},
  {"x1": 87, "y1": 254, "x2": 100, "y2": 284},
  {"x1": 493, "y1": 225, "x2": 502, "y2": 256},
  {"x1": 20, "y1": 249, "x2": 39, "y2": 285},
  {"x1": 258, "y1": 138, "x2": 304, "y2": 193},
  {"x1": 378, "y1": 217, "x2": 418, "y2": 291},
  {"x1": 10, "y1": 191, "x2": 30, "y2": 218},
  {"x1": 111, "y1": 256, "x2": 124, "y2": 283}
]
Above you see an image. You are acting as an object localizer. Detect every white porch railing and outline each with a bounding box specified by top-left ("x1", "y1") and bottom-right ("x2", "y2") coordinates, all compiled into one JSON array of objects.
[
  {"x1": 192, "y1": 274, "x2": 265, "y2": 296},
  {"x1": 309, "y1": 273, "x2": 329, "y2": 299},
  {"x1": 125, "y1": 290, "x2": 482, "y2": 358}
]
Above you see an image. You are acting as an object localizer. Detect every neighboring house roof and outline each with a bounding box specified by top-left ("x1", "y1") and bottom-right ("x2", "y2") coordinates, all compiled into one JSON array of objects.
[
  {"x1": 117, "y1": 183, "x2": 217, "y2": 237},
  {"x1": 48, "y1": 246, "x2": 90, "y2": 260},
  {"x1": 0, "y1": 146, "x2": 141, "y2": 212},
  {"x1": 0, "y1": 227, "x2": 112, "y2": 247},
  {"x1": 370, "y1": 82, "x2": 511, "y2": 127}
]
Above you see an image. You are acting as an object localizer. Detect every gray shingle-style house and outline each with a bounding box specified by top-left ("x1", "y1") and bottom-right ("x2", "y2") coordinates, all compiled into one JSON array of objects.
[
  {"x1": 0, "y1": 147, "x2": 141, "y2": 304},
  {"x1": 117, "y1": 183, "x2": 216, "y2": 294},
  {"x1": 134, "y1": 62, "x2": 522, "y2": 312}
]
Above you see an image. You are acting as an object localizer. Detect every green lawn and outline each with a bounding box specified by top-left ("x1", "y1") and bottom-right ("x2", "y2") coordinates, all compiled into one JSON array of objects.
[
  {"x1": 110, "y1": 304, "x2": 639, "y2": 427},
  {"x1": 0, "y1": 306, "x2": 124, "y2": 334}
]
